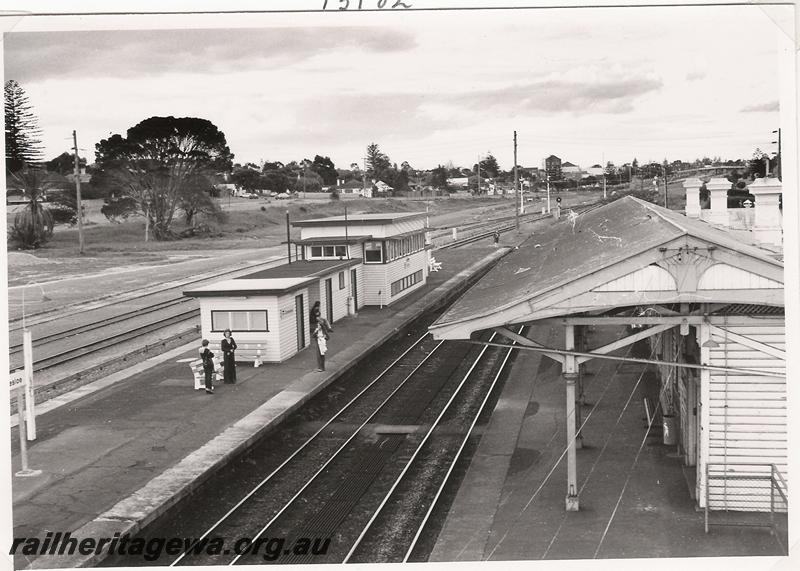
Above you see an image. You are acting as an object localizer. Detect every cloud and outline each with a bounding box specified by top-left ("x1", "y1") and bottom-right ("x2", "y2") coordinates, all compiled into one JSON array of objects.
[
  {"x1": 450, "y1": 75, "x2": 663, "y2": 115},
  {"x1": 273, "y1": 92, "x2": 451, "y2": 147},
  {"x1": 740, "y1": 101, "x2": 779, "y2": 113},
  {"x1": 4, "y1": 27, "x2": 416, "y2": 83}
]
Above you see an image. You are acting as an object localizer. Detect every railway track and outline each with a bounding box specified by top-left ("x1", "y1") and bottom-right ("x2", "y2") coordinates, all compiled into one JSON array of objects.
[
  {"x1": 7, "y1": 201, "x2": 586, "y2": 377},
  {"x1": 154, "y1": 326, "x2": 521, "y2": 566},
  {"x1": 438, "y1": 200, "x2": 602, "y2": 250},
  {"x1": 9, "y1": 308, "x2": 200, "y2": 374},
  {"x1": 7, "y1": 297, "x2": 194, "y2": 354}
]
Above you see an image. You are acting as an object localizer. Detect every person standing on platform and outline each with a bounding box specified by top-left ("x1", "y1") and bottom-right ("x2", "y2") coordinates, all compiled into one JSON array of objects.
[
  {"x1": 310, "y1": 301, "x2": 321, "y2": 328},
  {"x1": 313, "y1": 320, "x2": 329, "y2": 372},
  {"x1": 199, "y1": 339, "x2": 215, "y2": 394},
  {"x1": 221, "y1": 328, "x2": 237, "y2": 384}
]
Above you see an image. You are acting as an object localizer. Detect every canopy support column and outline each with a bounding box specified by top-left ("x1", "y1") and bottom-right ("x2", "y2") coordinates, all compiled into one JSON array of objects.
[{"x1": 565, "y1": 324, "x2": 580, "y2": 511}]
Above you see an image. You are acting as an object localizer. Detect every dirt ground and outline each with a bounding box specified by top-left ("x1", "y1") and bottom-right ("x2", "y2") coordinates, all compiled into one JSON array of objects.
[{"x1": 4, "y1": 195, "x2": 523, "y2": 286}]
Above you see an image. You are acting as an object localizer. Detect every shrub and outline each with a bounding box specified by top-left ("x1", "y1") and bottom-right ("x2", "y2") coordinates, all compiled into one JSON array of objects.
[
  {"x1": 9, "y1": 207, "x2": 54, "y2": 249},
  {"x1": 101, "y1": 196, "x2": 139, "y2": 223},
  {"x1": 49, "y1": 203, "x2": 78, "y2": 225},
  {"x1": 330, "y1": 191, "x2": 340, "y2": 200}
]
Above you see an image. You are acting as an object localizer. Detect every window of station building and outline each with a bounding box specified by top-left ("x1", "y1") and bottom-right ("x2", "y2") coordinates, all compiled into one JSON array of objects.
[
  {"x1": 211, "y1": 310, "x2": 269, "y2": 332},
  {"x1": 364, "y1": 241, "x2": 384, "y2": 263},
  {"x1": 390, "y1": 269, "x2": 423, "y2": 297},
  {"x1": 338, "y1": 271, "x2": 346, "y2": 289},
  {"x1": 309, "y1": 244, "x2": 348, "y2": 259},
  {"x1": 386, "y1": 232, "x2": 425, "y2": 262}
]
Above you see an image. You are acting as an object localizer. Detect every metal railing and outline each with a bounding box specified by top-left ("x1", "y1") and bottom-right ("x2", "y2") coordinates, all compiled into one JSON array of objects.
[{"x1": 704, "y1": 463, "x2": 788, "y2": 553}]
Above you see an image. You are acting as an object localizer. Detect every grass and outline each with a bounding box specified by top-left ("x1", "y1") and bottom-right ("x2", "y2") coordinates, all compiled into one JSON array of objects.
[{"x1": 21, "y1": 196, "x2": 506, "y2": 259}]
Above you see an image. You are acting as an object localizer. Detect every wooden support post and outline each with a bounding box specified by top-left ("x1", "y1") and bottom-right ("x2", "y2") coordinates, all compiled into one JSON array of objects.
[
  {"x1": 564, "y1": 324, "x2": 580, "y2": 511},
  {"x1": 566, "y1": 325, "x2": 583, "y2": 449}
]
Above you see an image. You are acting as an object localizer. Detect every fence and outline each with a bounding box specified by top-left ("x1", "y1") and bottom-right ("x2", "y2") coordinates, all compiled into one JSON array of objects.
[{"x1": 705, "y1": 463, "x2": 788, "y2": 553}]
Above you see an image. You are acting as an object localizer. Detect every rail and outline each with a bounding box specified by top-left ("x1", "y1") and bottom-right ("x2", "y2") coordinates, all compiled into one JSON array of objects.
[
  {"x1": 704, "y1": 462, "x2": 788, "y2": 554},
  {"x1": 170, "y1": 332, "x2": 442, "y2": 565},
  {"x1": 344, "y1": 326, "x2": 524, "y2": 563}
]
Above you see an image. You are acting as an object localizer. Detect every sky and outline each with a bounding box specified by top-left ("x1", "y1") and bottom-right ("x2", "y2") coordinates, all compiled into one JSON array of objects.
[{"x1": 2, "y1": 4, "x2": 792, "y2": 172}]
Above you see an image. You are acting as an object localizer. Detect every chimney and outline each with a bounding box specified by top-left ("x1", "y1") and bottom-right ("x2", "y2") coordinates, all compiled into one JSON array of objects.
[
  {"x1": 705, "y1": 177, "x2": 731, "y2": 227},
  {"x1": 682, "y1": 177, "x2": 702, "y2": 218},
  {"x1": 747, "y1": 177, "x2": 783, "y2": 247}
]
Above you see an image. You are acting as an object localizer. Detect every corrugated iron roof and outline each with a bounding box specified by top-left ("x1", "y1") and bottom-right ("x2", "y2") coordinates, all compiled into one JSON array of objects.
[
  {"x1": 431, "y1": 196, "x2": 783, "y2": 336},
  {"x1": 292, "y1": 212, "x2": 425, "y2": 227},
  {"x1": 295, "y1": 235, "x2": 372, "y2": 245},
  {"x1": 184, "y1": 259, "x2": 362, "y2": 298},
  {"x1": 239, "y1": 258, "x2": 361, "y2": 280}
]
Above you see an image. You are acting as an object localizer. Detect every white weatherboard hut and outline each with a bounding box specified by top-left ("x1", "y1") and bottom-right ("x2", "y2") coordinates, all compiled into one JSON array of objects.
[
  {"x1": 184, "y1": 259, "x2": 360, "y2": 363},
  {"x1": 430, "y1": 196, "x2": 786, "y2": 518},
  {"x1": 293, "y1": 212, "x2": 429, "y2": 307}
]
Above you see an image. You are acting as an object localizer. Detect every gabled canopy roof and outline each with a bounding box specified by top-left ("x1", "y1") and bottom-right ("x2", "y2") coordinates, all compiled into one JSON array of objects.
[{"x1": 430, "y1": 197, "x2": 783, "y2": 340}]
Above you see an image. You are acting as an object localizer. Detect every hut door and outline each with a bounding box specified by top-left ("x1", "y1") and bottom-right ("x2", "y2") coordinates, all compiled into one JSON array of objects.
[
  {"x1": 295, "y1": 294, "x2": 305, "y2": 350},
  {"x1": 351, "y1": 269, "x2": 358, "y2": 310},
  {"x1": 324, "y1": 278, "x2": 333, "y2": 324}
]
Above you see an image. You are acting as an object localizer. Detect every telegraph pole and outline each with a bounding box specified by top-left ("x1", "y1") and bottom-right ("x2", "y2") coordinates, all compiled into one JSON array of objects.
[
  {"x1": 72, "y1": 130, "x2": 85, "y2": 254},
  {"x1": 286, "y1": 210, "x2": 292, "y2": 264},
  {"x1": 514, "y1": 131, "x2": 519, "y2": 230},
  {"x1": 477, "y1": 154, "x2": 481, "y2": 194},
  {"x1": 602, "y1": 152, "x2": 607, "y2": 200},
  {"x1": 772, "y1": 128, "x2": 781, "y2": 179}
]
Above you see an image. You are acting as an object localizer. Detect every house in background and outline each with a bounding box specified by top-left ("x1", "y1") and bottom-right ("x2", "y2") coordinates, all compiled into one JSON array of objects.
[
  {"x1": 586, "y1": 164, "x2": 605, "y2": 177},
  {"x1": 545, "y1": 155, "x2": 562, "y2": 180},
  {"x1": 562, "y1": 161, "x2": 583, "y2": 180}
]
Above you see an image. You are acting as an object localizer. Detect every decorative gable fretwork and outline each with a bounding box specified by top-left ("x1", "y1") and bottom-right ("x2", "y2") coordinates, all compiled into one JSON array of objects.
[
  {"x1": 698, "y1": 263, "x2": 783, "y2": 290},
  {"x1": 654, "y1": 249, "x2": 716, "y2": 293},
  {"x1": 592, "y1": 264, "x2": 676, "y2": 292}
]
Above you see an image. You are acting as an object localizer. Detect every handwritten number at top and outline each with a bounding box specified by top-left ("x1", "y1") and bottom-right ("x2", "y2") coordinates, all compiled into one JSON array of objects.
[{"x1": 323, "y1": 0, "x2": 412, "y2": 9}]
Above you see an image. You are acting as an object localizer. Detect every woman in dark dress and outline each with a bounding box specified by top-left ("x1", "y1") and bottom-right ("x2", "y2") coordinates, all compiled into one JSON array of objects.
[
  {"x1": 221, "y1": 328, "x2": 237, "y2": 384},
  {"x1": 310, "y1": 301, "x2": 321, "y2": 329}
]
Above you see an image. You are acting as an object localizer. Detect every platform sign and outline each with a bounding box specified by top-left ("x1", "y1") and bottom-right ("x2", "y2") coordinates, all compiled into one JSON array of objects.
[{"x1": 9, "y1": 370, "x2": 24, "y2": 391}]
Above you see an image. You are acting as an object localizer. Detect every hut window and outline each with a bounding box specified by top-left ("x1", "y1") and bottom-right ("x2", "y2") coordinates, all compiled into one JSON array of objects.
[
  {"x1": 211, "y1": 310, "x2": 269, "y2": 332},
  {"x1": 364, "y1": 241, "x2": 383, "y2": 263},
  {"x1": 310, "y1": 246, "x2": 323, "y2": 258},
  {"x1": 323, "y1": 245, "x2": 336, "y2": 257},
  {"x1": 390, "y1": 269, "x2": 423, "y2": 296},
  {"x1": 335, "y1": 245, "x2": 347, "y2": 257},
  {"x1": 339, "y1": 271, "x2": 346, "y2": 289}
]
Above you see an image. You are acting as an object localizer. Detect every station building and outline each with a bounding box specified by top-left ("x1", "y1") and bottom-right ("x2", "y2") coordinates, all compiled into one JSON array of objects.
[
  {"x1": 292, "y1": 212, "x2": 429, "y2": 307},
  {"x1": 184, "y1": 211, "x2": 429, "y2": 363},
  {"x1": 429, "y1": 185, "x2": 786, "y2": 517}
]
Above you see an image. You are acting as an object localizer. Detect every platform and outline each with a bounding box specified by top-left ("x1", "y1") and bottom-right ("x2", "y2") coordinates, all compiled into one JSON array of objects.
[
  {"x1": 9, "y1": 245, "x2": 509, "y2": 570},
  {"x1": 430, "y1": 324, "x2": 789, "y2": 563}
]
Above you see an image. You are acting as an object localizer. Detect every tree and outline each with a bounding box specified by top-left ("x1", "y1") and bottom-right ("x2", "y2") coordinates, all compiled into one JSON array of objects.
[
  {"x1": 292, "y1": 171, "x2": 323, "y2": 193},
  {"x1": 180, "y1": 174, "x2": 223, "y2": 228},
  {"x1": 475, "y1": 154, "x2": 500, "y2": 178},
  {"x1": 365, "y1": 143, "x2": 391, "y2": 180},
  {"x1": 94, "y1": 116, "x2": 233, "y2": 240},
  {"x1": 46, "y1": 152, "x2": 85, "y2": 176},
  {"x1": 6, "y1": 168, "x2": 57, "y2": 248},
  {"x1": 748, "y1": 148, "x2": 769, "y2": 179},
  {"x1": 5, "y1": 80, "x2": 44, "y2": 173},
  {"x1": 231, "y1": 167, "x2": 263, "y2": 192},
  {"x1": 310, "y1": 155, "x2": 338, "y2": 186},
  {"x1": 431, "y1": 165, "x2": 448, "y2": 189}
]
